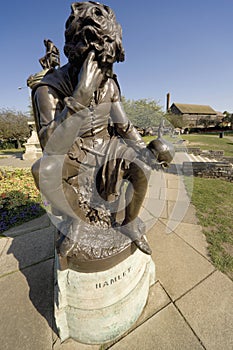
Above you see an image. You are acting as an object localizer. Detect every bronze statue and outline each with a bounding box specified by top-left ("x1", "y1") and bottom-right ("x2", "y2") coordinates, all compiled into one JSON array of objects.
[
  {"x1": 39, "y1": 39, "x2": 60, "y2": 70},
  {"x1": 30, "y1": 2, "x2": 174, "y2": 262},
  {"x1": 27, "y1": 39, "x2": 60, "y2": 89}
]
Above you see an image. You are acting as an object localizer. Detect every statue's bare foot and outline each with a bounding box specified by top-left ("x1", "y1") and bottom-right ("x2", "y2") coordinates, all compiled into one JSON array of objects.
[
  {"x1": 59, "y1": 236, "x2": 76, "y2": 257},
  {"x1": 119, "y1": 222, "x2": 152, "y2": 255},
  {"x1": 58, "y1": 219, "x2": 80, "y2": 257},
  {"x1": 134, "y1": 236, "x2": 152, "y2": 255}
]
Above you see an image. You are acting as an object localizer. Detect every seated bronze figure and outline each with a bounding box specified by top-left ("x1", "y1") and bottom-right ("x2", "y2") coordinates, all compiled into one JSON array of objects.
[{"x1": 30, "y1": 1, "x2": 174, "y2": 261}]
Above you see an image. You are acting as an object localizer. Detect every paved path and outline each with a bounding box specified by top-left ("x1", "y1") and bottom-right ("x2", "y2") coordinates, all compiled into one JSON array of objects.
[
  {"x1": 0, "y1": 153, "x2": 233, "y2": 349},
  {"x1": 0, "y1": 153, "x2": 35, "y2": 168}
]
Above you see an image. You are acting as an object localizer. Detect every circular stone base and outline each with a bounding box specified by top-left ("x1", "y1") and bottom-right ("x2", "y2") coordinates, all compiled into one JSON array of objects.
[{"x1": 54, "y1": 248, "x2": 155, "y2": 344}]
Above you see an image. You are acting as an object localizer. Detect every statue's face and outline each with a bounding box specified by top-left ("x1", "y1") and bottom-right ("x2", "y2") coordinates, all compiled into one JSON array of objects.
[{"x1": 64, "y1": 2, "x2": 124, "y2": 67}]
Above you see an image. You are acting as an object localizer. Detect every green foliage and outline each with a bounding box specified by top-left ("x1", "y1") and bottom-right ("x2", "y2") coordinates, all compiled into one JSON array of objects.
[
  {"x1": 121, "y1": 97, "x2": 164, "y2": 128},
  {"x1": 0, "y1": 167, "x2": 45, "y2": 233},
  {"x1": 0, "y1": 108, "x2": 30, "y2": 148},
  {"x1": 165, "y1": 112, "x2": 186, "y2": 129},
  {"x1": 190, "y1": 177, "x2": 233, "y2": 279},
  {"x1": 223, "y1": 111, "x2": 231, "y2": 117},
  {"x1": 0, "y1": 141, "x2": 18, "y2": 150},
  {"x1": 198, "y1": 115, "x2": 213, "y2": 128},
  {"x1": 221, "y1": 111, "x2": 233, "y2": 129}
]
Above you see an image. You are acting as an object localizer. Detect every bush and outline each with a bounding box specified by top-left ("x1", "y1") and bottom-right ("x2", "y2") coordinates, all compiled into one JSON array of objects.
[{"x1": 0, "y1": 141, "x2": 18, "y2": 150}]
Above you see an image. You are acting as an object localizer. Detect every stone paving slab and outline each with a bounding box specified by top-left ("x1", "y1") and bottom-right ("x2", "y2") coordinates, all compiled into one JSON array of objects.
[
  {"x1": 0, "y1": 260, "x2": 54, "y2": 350},
  {"x1": 139, "y1": 207, "x2": 156, "y2": 223},
  {"x1": 144, "y1": 218, "x2": 160, "y2": 233},
  {"x1": 149, "y1": 169, "x2": 167, "y2": 187},
  {"x1": 53, "y1": 339, "x2": 100, "y2": 350},
  {"x1": 0, "y1": 237, "x2": 9, "y2": 256},
  {"x1": 109, "y1": 304, "x2": 204, "y2": 350},
  {"x1": 172, "y1": 221, "x2": 210, "y2": 260},
  {"x1": 146, "y1": 183, "x2": 160, "y2": 199},
  {"x1": 167, "y1": 202, "x2": 199, "y2": 228},
  {"x1": 147, "y1": 220, "x2": 215, "y2": 300},
  {"x1": 143, "y1": 198, "x2": 167, "y2": 219},
  {"x1": 160, "y1": 187, "x2": 190, "y2": 202},
  {"x1": 0, "y1": 226, "x2": 55, "y2": 277},
  {"x1": 161, "y1": 171, "x2": 194, "y2": 229},
  {"x1": 167, "y1": 200, "x2": 177, "y2": 219},
  {"x1": 3, "y1": 214, "x2": 51, "y2": 237},
  {"x1": 180, "y1": 203, "x2": 199, "y2": 224},
  {"x1": 176, "y1": 270, "x2": 233, "y2": 350},
  {"x1": 166, "y1": 199, "x2": 190, "y2": 223},
  {"x1": 167, "y1": 178, "x2": 186, "y2": 190},
  {"x1": 134, "y1": 281, "x2": 170, "y2": 327}
]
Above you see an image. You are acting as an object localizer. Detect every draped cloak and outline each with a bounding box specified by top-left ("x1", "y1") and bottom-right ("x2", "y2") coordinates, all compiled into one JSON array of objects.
[{"x1": 31, "y1": 64, "x2": 137, "y2": 202}]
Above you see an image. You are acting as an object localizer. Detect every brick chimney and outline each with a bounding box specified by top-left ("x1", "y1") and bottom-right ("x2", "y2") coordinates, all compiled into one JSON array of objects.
[{"x1": 166, "y1": 93, "x2": 170, "y2": 112}]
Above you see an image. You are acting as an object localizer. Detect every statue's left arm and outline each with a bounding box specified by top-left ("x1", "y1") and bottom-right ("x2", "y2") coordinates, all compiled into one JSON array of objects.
[{"x1": 110, "y1": 80, "x2": 147, "y2": 152}]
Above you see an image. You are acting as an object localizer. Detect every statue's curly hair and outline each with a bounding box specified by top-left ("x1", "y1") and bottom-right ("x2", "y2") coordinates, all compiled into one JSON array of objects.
[{"x1": 64, "y1": 1, "x2": 125, "y2": 66}]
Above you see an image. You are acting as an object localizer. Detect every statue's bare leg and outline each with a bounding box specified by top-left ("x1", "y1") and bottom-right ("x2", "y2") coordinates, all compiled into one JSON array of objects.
[{"x1": 121, "y1": 160, "x2": 152, "y2": 255}]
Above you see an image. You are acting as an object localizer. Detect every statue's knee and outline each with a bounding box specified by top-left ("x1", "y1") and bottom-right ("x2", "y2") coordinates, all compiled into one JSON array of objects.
[
  {"x1": 31, "y1": 159, "x2": 41, "y2": 189},
  {"x1": 140, "y1": 161, "x2": 151, "y2": 179},
  {"x1": 32, "y1": 156, "x2": 61, "y2": 187}
]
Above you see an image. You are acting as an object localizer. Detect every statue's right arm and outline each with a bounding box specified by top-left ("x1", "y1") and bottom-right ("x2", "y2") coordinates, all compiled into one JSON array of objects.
[
  {"x1": 33, "y1": 85, "x2": 85, "y2": 156},
  {"x1": 34, "y1": 52, "x2": 103, "y2": 154}
]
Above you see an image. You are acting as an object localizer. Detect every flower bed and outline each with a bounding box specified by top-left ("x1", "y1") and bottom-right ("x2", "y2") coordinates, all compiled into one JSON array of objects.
[{"x1": 0, "y1": 167, "x2": 45, "y2": 233}]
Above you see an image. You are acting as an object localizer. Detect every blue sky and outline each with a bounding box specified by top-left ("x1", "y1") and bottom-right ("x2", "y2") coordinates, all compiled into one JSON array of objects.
[{"x1": 1, "y1": 0, "x2": 233, "y2": 114}]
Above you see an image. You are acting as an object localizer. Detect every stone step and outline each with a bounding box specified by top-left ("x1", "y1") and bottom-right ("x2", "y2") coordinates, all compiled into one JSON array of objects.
[{"x1": 183, "y1": 161, "x2": 233, "y2": 179}]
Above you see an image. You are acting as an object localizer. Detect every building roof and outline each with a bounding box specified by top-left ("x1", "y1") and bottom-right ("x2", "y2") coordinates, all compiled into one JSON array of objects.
[{"x1": 171, "y1": 103, "x2": 217, "y2": 115}]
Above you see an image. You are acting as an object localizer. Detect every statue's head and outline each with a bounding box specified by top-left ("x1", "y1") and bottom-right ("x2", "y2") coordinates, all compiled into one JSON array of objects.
[{"x1": 64, "y1": 1, "x2": 125, "y2": 70}]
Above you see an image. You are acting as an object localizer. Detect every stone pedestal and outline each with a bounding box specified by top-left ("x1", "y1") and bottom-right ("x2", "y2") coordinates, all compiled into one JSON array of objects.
[
  {"x1": 23, "y1": 121, "x2": 42, "y2": 161},
  {"x1": 54, "y1": 248, "x2": 155, "y2": 344}
]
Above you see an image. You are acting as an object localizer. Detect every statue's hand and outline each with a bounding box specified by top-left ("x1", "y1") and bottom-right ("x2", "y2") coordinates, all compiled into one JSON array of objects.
[
  {"x1": 139, "y1": 147, "x2": 158, "y2": 169},
  {"x1": 74, "y1": 51, "x2": 103, "y2": 106}
]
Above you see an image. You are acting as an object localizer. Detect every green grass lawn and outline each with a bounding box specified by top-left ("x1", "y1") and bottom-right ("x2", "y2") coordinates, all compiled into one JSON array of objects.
[
  {"x1": 143, "y1": 135, "x2": 175, "y2": 144},
  {"x1": 0, "y1": 148, "x2": 24, "y2": 159},
  {"x1": 143, "y1": 133, "x2": 233, "y2": 156},
  {"x1": 0, "y1": 148, "x2": 24, "y2": 154},
  {"x1": 142, "y1": 135, "x2": 155, "y2": 144},
  {"x1": 181, "y1": 134, "x2": 233, "y2": 156},
  {"x1": 188, "y1": 177, "x2": 233, "y2": 280}
]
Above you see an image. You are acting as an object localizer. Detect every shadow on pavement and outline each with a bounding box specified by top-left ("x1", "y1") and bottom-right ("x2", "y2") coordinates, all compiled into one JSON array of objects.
[{"x1": 6, "y1": 234, "x2": 59, "y2": 336}]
